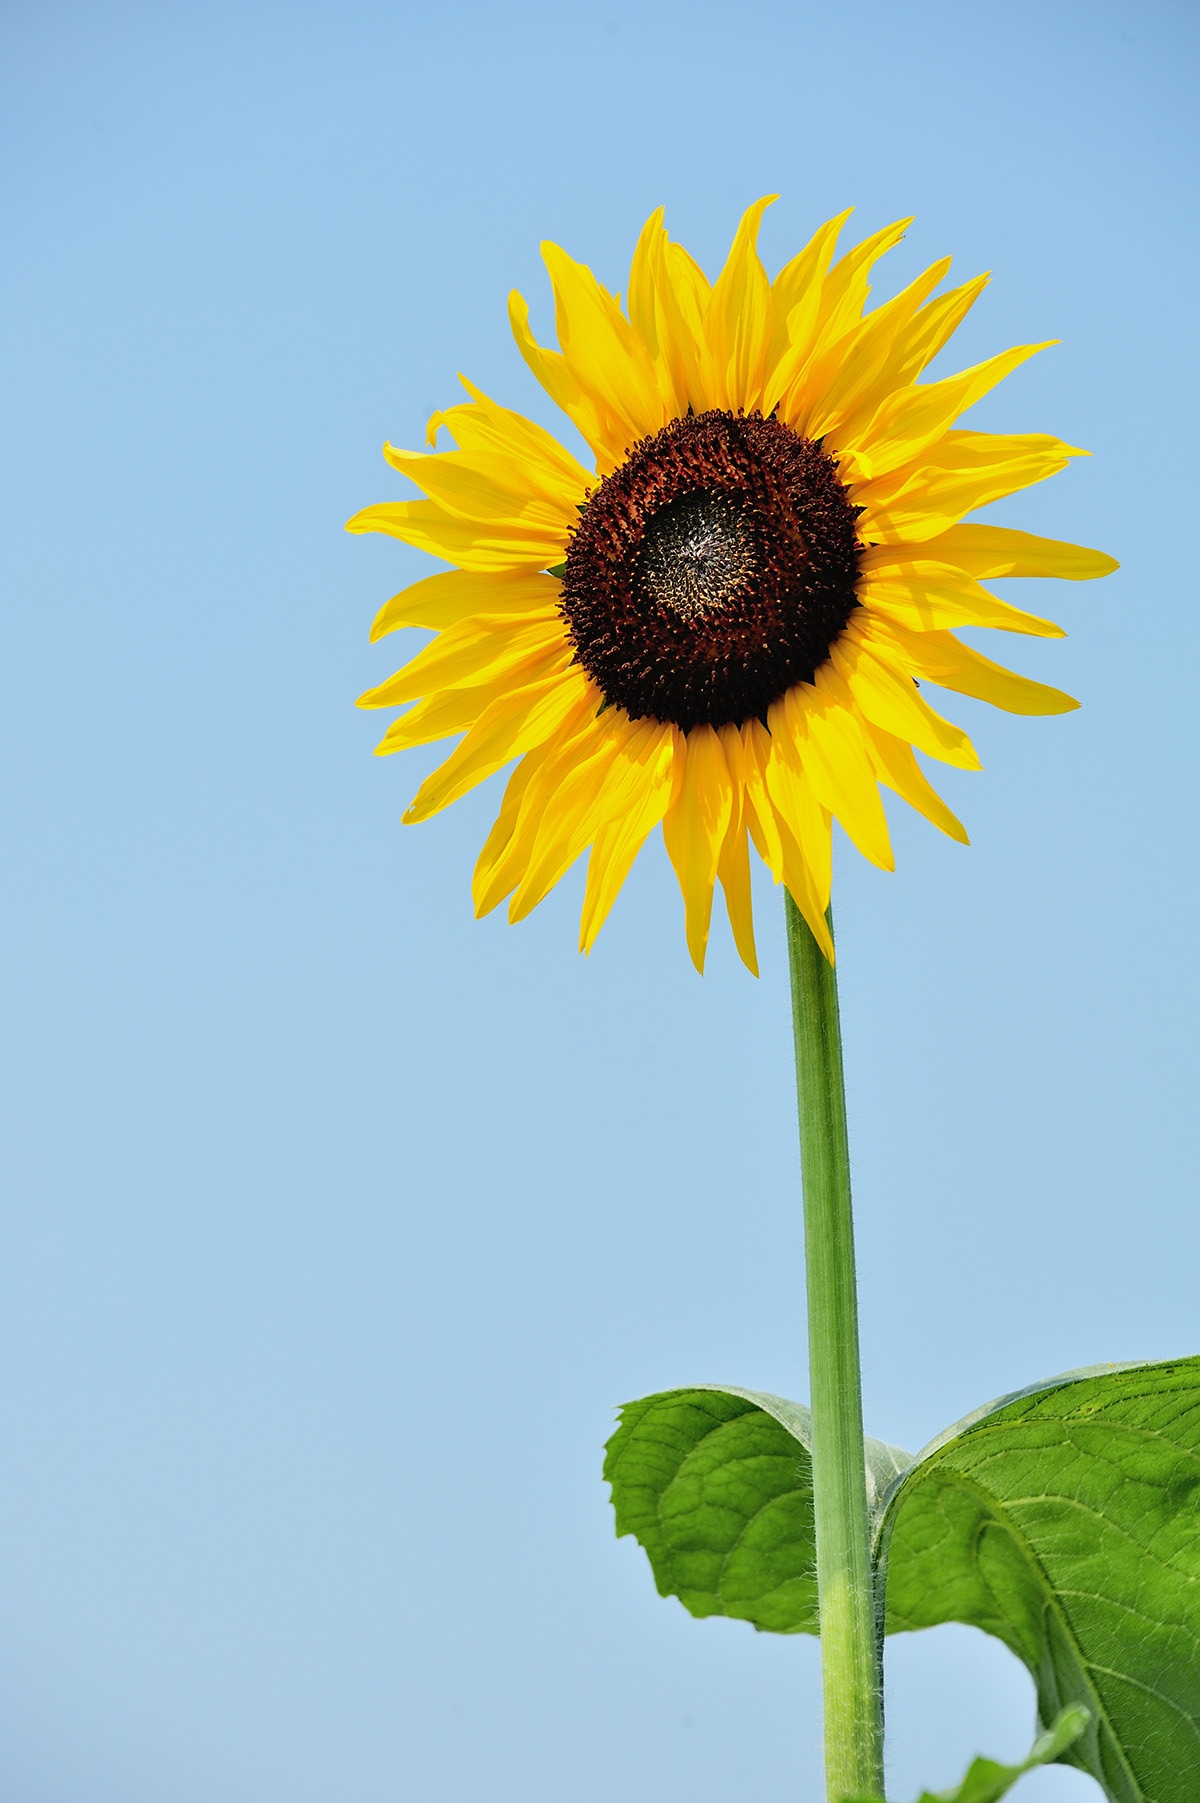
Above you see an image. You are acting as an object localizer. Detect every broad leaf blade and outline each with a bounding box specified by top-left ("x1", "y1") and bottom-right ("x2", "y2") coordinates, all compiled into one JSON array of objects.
[
  {"x1": 604, "y1": 1385, "x2": 910, "y2": 1634},
  {"x1": 880, "y1": 1356, "x2": 1200, "y2": 1802},
  {"x1": 606, "y1": 1361, "x2": 1200, "y2": 1798}
]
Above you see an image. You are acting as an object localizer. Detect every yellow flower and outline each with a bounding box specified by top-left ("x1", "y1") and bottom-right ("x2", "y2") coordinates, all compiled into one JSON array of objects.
[{"x1": 350, "y1": 201, "x2": 1117, "y2": 973}]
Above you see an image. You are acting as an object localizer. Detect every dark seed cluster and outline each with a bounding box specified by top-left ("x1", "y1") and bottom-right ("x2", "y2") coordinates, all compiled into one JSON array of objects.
[{"x1": 559, "y1": 410, "x2": 861, "y2": 732}]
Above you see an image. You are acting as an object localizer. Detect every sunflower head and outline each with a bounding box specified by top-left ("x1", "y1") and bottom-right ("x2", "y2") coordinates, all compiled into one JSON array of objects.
[{"x1": 350, "y1": 200, "x2": 1117, "y2": 974}]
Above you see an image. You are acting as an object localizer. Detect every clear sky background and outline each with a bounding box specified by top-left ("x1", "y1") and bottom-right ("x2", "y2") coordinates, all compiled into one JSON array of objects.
[{"x1": 2, "y1": 2, "x2": 1197, "y2": 1799}]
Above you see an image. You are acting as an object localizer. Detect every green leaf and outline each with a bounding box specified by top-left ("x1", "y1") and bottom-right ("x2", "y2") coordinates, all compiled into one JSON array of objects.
[
  {"x1": 603, "y1": 1385, "x2": 910, "y2": 1634},
  {"x1": 842, "y1": 1705, "x2": 1090, "y2": 1803},
  {"x1": 606, "y1": 1358, "x2": 1200, "y2": 1799},
  {"x1": 880, "y1": 1356, "x2": 1200, "y2": 1802}
]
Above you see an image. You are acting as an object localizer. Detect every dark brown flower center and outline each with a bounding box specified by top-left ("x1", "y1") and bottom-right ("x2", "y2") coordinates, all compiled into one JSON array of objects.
[{"x1": 559, "y1": 410, "x2": 861, "y2": 732}]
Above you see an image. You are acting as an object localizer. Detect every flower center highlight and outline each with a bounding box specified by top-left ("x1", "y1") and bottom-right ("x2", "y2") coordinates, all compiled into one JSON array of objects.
[
  {"x1": 636, "y1": 490, "x2": 759, "y2": 624},
  {"x1": 560, "y1": 410, "x2": 862, "y2": 732}
]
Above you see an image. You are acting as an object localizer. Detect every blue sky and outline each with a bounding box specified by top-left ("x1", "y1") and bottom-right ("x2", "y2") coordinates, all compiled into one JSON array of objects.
[{"x1": 2, "y1": 2, "x2": 1197, "y2": 1798}]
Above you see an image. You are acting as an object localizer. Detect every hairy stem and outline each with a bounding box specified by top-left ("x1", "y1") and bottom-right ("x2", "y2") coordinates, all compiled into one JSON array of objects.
[{"x1": 784, "y1": 893, "x2": 884, "y2": 1802}]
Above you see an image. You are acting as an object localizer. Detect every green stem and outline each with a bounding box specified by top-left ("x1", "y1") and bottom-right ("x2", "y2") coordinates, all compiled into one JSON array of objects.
[{"x1": 784, "y1": 892, "x2": 884, "y2": 1803}]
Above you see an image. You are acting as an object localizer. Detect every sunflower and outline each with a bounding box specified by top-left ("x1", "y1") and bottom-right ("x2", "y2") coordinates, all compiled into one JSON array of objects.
[{"x1": 350, "y1": 200, "x2": 1116, "y2": 973}]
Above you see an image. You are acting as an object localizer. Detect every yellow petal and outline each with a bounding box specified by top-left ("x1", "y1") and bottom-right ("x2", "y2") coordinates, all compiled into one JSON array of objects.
[
  {"x1": 473, "y1": 693, "x2": 601, "y2": 915},
  {"x1": 626, "y1": 209, "x2": 722, "y2": 417},
  {"x1": 770, "y1": 209, "x2": 853, "y2": 321},
  {"x1": 512, "y1": 713, "x2": 681, "y2": 923},
  {"x1": 861, "y1": 721, "x2": 969, "y2": 843},
  {"x1": 578, "y1": 723, "x2": 680, "y2": 952},
  {"x1": 724, "y1": 715, "x2": 834, "y2": 958},
  {"x1": 347, "y1": 499, "x2": 565, "y2": 572},
  {"x1": 715, "y1": 822, "x2": 758, "y2": 975},
  {"x1": 851, "y1": 343, "x2": 1054, "y2": 480},
  {"x1": 381, "y1": 445, "x2": 572, "y2": 531},
  {"x1": 800, "y1": 274, "x2": 992, "y2": 471},
  {"x1": 508, "y1": 716, "x2": 632, "y2": 920},
  {"x1": 626, "y1": 208, "x2": 683, "y2": 414},
  {"x1": 357, "y1": 613, "x2": 567, "y2": 709},
  {"x1": 858, "y1": 432, "x2": 1082, "y2": 542},
  {"x1": 868, "y1": 524, "x2": 1119, "y2": 582},
  {"x1": 796, "y1": 256, "x2": 953, "y2": 442},
  {"x1": 773, "y1": 220, "x2": 914, "y2": 426},
  {"x1": 642, "y1": 225, "x2": 710, "y2": 416},
  {"x1": 832, "y1": 629, "x2": 980, "y2": 767},
  {"x1": 732, "y1": 717, "x2": 785, "y2": 871},
  {"x1": 715, "y1": 724, "x2": 758, "y2": 976},
  {"x1": 864, "y1": 616, "x2": 1079, "y2": 715},
  {"x1": 762, "y1": 209, "x2": 853, "y2": 412},
  {"x1": 752, "y1": 715, "x2": 834, "y2": 958},
  {"x1": 772, "y1": 674, "x2": 894, "y2": 871},
  {"x1": 627, "y1": 208, "x2": 666, "y2": 358},
  {"x1": 472, "y1": 741, "x2": 555, "y2": 917},
  {"x1": 425, "y1": 377, "x2": 593, "y2": 507},
  {"x1": 641, "y1": 235, "x2": 714, "y2": 417},
  {"x1": 371, "y1": 685, "x2": 488, "y2": 754},
  {"x1": 663, "y1": 239, "x2": 712, "y2": 328},
  {"x1": 662, "y1": 724, "x2": 735, "y2": 974},
  {"x1": 780, "y1": 849, "x2": 835, "y2": 962},
  {"x1": 404, "y1": 662, "x2": 587, "y2": 821},
  {"x1": 540, "y1": 240, "x2": 665, "y2": 456},
  {"x1": 883, "y1": 272, "x2": 990, "y2": 388},
  {"x1": 370, "y1": 568, "x2": 562, "y2": 640},
  {"x1": 703, "y1": 195, "x2": 777, "y2": 412},
  {"x1": 858, "y1": 563, "x2": 1065, "y2": 638},
  {"x1": 816, "y1": 217, "x2": 913, "y2": 345},
  {"x1": 507, "y1": 289, "x2": 616, "y2": 471},
  {"x1": 753, "y1": 714, "x2": 833, "y2": 906}
]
